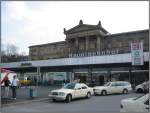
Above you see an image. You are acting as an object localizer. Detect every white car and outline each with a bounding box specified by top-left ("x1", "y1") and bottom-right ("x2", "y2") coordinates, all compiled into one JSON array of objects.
[
  {"x1": 120, "y1": 94, "x2": 149, "y2": 112},
  {"x1": 135, "y1": 81, "x2": 149, "y2": 93},
  {"x1": 93, "y1": 81, "x2": 132, "y2": 95},
  {"x1": 49, "y1": 83, "x2": 94, "y2": 102}
]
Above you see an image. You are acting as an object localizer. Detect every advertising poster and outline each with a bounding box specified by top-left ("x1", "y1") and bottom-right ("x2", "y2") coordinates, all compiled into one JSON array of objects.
[{"x1": 131, "y1": 41, "x2": 144, "y2": 65}]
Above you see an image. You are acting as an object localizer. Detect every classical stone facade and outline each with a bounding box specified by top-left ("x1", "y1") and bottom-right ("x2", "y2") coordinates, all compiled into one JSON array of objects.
[
  {"x1": 29, "y1": 41, "x2": 66, "y2": 60},
  {"x1": 29, "y1": 20, "x2": 149, "y2": 60}
]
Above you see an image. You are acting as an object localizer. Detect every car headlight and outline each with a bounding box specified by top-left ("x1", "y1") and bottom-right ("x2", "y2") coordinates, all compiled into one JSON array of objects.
[{"x1": 58, "y1": 92, "x2": 65, "y2": 96}]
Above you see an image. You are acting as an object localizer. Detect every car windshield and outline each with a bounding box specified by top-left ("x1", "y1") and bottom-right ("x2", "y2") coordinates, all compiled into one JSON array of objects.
[
  {"x1": 63, "y1": 83, "x2": 76, "y2": 89},
  {"x1": 104, "y1": 82, "x2": 111, "y2": 86}
]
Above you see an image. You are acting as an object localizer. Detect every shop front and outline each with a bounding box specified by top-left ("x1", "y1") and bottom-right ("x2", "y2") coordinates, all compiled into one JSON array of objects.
[{"x1": 73, "y1": 68, "x2": 149, "y2": 87}]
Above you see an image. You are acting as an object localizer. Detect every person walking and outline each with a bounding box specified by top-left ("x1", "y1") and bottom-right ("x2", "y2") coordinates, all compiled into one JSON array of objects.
[
  {"x1": 4, "y1": 76, "x2": 10, "y2": 98},
  {"x1": 11, "y1": 75, "x2": 20, "y2": 100}
]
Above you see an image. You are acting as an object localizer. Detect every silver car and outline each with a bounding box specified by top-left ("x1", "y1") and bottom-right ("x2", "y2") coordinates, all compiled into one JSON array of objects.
[{"x1": 93, "y1": 81, "x2": 132, "y2": 95}]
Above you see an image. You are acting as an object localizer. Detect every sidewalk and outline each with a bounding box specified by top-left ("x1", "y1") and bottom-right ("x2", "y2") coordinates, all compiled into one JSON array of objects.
[
  {"x1": 1, "y1": 97, "x2": 48, "y2": 107},
  {"x1": 1, "y1": 85, "x2": 61, "y2": 105}
]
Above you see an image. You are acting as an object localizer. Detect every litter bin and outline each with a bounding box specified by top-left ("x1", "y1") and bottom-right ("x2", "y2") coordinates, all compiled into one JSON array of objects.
[{"x1": 29, "y1": 86, "x2": 37, "y2": 98}]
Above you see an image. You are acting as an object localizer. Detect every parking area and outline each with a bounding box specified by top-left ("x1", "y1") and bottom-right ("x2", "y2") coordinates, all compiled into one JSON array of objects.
[{"x1": 1, "y1": 93, "x2": 143, "y2": 113}]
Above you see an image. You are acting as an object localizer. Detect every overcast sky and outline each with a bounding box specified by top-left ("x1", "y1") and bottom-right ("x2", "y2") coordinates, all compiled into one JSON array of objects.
[{"x1": 2, "y1": 1, "x2": 149, "y2": 55}]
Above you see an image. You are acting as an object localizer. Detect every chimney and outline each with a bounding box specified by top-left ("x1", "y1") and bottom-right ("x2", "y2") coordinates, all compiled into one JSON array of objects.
[
  {"x1": 98, "y1": 21, "x2": 101, "y2": 27},
  {"x1": 64, "y1": 28, "x2": 66, "y2": 34},
  {"x1": 79, "y1": 20, "x2": 83, "y2": 25}
]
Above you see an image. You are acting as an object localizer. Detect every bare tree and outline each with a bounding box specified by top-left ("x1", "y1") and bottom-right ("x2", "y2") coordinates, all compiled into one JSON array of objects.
[
  {"x1": 6, "y1": 44, "x2": 18, "y2": 55},
  {"x1": 1, "y1": 44, "x2": 29, "y2": 63}
]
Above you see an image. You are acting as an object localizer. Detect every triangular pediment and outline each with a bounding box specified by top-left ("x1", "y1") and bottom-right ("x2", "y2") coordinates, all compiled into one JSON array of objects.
[
  {"x1": 65, "y1": 24, "x2": 99, "y2": 34},
  {"x1": 64, "y1": 20, "x2": 109, "y2": 35}
]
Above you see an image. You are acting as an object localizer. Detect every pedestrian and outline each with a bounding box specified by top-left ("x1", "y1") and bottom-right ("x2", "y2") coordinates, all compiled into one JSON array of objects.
[
  {"x1": 4, "y1": 76, "x2": 11, "y2": 98},
  {"x1": 27, "y1": 77, "x2": 31, "y2": 86},
  {"x1": 11, "y1": 75, "x2": 20, "y2": 100},
  {"x1": 34, "y1": 77, "x2": 37, "y2": 85}
]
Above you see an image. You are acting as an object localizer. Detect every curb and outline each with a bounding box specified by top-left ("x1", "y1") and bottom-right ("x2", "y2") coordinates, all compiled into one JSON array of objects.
[{"x1": 1, "y1": 98, "x2": 49, "y2": 107}]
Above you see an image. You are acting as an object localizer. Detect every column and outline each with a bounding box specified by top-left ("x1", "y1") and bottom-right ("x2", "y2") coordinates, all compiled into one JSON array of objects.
[
  {"x1": 97, "y1": 36, "x2": 101, "y2": 51},
  {"x1": 64, "y1": 72, "x2": 67, "y2": 83},
  {"x1": 37, "y1": 67, "x2": 41, "y2": 86},
  {"x1": 129, "y1": 69, "x2": 131, "y2": 83},
  {"x1": 41, "y1": 73, "x2": 43, "y2": 85},
  {"x1": 88, "y1": 67, "x2": 93, "y2": 86},
  {"x1": 66, "y1": 39, "x2": 70, "y2": 57},
  {"x1": 86, "y1": 37, "x2": 89, "y2": 51},
  {"x1": 107, "y1": 70, "x2": 111, "y2": 81},
  {"x1": 70, "y1": 72, "x2": 74, "y2": 83},
  {"x1": 129, "y1": 69, "x2": 135, "y2": 89},
  {"x1": 66, "y1": 72, "x2": 70, "y2": 83},
  {"x1": 75, "y1": 38, "x2": 79, "y2": 52}
]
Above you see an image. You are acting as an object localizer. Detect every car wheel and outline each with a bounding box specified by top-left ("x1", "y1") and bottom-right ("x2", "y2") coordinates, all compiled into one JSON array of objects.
[
  {"x1": 86, "y1": 92, "x2": 91, "y2": 98},
  {"x1": 101, "y1": 90, "x2": 107, "y2": 96},
  {"x1": 52, "y1": 99, "x2": 56, "y2": 102},
  {"x1": 137, "y1": 88, "x2": 143, "y2": 93},
  {"x1": 122, "y1": 89, "x2": 128, "y2": 94},
  {"x1": 66, "y1": 94, "x2": 72, "y2": 103}
]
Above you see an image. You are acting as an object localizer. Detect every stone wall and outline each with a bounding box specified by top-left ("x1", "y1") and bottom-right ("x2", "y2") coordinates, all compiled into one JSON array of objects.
[
  {"x1": 104, "y1": 30, "x2": 149, "y2": 54},
  {"x1": 29, "y1": 41, "x2": 66, "y2": 60}
]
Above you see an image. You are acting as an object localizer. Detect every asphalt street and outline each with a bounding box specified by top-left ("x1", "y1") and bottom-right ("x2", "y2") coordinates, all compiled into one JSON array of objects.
[{"x1": 1, "y1": 93, "x2": 143, "y2": 113}]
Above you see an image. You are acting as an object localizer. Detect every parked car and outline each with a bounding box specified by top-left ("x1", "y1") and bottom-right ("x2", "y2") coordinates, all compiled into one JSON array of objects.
[
  {"x1": 19, "y1": 79, "x2": 31, "y2": 86},
  {"x1": 120, "y1": 94, "x2": 149, "y2": 112},
  {"x1": 135, "y1": 81, "x2": 149, "y2": 93},
  {"x1": 49, "y1": 83, "x2": 94, "y2": 102},
  {"x1": 93, "y1": 81, "x2": 132, "y2": 95}
]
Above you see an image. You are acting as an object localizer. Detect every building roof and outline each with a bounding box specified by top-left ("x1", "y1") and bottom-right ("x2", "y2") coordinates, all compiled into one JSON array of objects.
[
  {"x1": 64, "y1": 20, "x2": 109, "y2": 35},
  {"x1": 106, "y1": 29, "x2": 149, "y2": 38}
]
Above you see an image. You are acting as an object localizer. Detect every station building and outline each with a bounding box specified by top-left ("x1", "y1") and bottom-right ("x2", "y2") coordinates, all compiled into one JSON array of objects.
[{"x1": 1, "y1": 20, "x2": 149, "y2": 86}]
